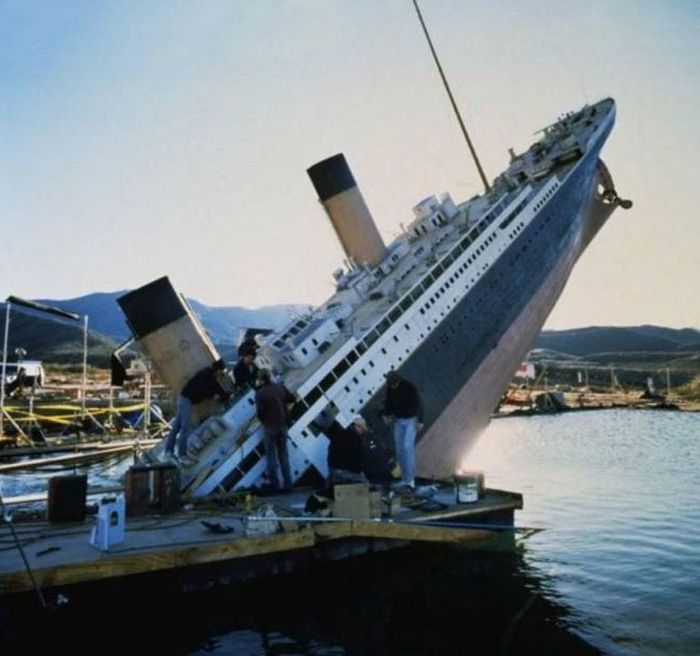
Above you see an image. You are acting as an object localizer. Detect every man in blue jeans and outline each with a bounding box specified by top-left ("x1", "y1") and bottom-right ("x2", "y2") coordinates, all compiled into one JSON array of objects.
[
  {"x1": 164, "y1": 359, "x2": 230, "y2": 461},
  {"x1": 255, "y1": 368, "x2": 296, "y2": 491},
  {"x1": 382, "y1": 370, "x2": 424, "y2": 490}
]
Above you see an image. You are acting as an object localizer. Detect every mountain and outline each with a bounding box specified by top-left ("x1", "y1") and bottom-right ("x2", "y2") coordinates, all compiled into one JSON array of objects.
[
  {"x1": 534, "y1": 326, "x2": 700, "y2": 357},
  {"x1": 3, "y1": 289, "x2": 698, "y2": 370},
  {"x1": 1, "y1": 291, "x2": 306, "y2": 365},
  {"x1": 0, "y1": 311, "x2": 118, "y2": 366}
]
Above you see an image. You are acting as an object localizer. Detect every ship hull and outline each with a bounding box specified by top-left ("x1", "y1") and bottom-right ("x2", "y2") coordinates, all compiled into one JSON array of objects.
[{"x1": 360, "y1": 134, "x2": 616, "y2": 479}]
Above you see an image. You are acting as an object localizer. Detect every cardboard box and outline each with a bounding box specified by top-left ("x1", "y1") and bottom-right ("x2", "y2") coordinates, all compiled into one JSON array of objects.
[{"x1": 333, "y1": 483, "x2": 370, "y2": 519}]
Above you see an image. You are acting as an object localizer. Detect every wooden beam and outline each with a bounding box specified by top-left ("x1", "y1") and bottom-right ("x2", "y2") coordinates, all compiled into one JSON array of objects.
[
  {"x1": 0, "y1": 444, "x2": 138, "y2": 473},
  {"x1": 0, "y1": 528, "x2": 316, "y2": 595},
  {"x1": 314, "y1": 520, "x2": 496, "y2": 544},
  {"x1": 0, "y1": 439, "x2": 159, "y2": 458}
]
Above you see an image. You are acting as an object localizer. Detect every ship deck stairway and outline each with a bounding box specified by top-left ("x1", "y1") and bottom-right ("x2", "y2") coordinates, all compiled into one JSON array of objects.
[{"x1": 165, "y1": 391, "x2": 327, "y2": 498}]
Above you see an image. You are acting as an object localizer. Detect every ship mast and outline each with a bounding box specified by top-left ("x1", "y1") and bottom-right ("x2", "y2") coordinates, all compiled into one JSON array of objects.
[{"x1": 412, "y1": 0, "x2": 491, "y2": 193}]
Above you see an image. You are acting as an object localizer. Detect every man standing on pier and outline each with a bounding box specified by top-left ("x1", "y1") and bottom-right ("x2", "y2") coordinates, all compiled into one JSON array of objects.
[
  {"x1": 255, "y1": 369, "x2": 296, "y2": 491},
  {"x1": 233, "y1": 348, "x2": 258, "y2": 392},
  {"x1": 382, "y1": 371, "x2": 423, "y2": 491}
]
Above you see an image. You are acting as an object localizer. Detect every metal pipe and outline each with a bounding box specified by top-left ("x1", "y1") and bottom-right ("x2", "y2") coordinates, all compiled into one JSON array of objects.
[
  {"x1": 0, "y1": 484, "x2": 47, "y2": 609},
  {"x1": 412, "y1": 0, "x2": 491, "y2": 193},
  {"x1": 81, "y1": 315, "x2": 88, "y2": 415}
]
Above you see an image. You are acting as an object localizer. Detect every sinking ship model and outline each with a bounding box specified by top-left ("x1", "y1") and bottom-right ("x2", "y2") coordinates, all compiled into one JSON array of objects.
[{"x1": 116, "y1": 95, "x2": 630, "y2": 497}]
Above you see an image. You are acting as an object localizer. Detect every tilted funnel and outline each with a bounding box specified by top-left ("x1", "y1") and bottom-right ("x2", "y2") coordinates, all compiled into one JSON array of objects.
[{"x1": 307, "y1": 153, "x2": 386, "y2": 268}]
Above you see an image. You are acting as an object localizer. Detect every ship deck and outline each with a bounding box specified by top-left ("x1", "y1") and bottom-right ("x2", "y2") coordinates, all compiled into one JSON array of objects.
[
  {"x1": 279, "y1": 161, "x2": 577, "y2": 396},
  {"x1": 0, "y1": 485, "x2": 522, "y2": 598}
]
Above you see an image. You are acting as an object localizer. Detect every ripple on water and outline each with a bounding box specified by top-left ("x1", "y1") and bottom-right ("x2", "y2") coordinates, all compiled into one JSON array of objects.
[{"x1": 464, "y1": 410, "x2": 700, "y2": 656}]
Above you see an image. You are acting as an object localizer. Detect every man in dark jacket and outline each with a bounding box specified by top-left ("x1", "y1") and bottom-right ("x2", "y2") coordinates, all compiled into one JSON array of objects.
[
  {"x1": 382, "y1": 370, "x2": 423, "y2": 490},
  {"x1": 165, "y1": 359, "x2": 230, "y2": 460},
  {"x1": 327, "y1": 415, "x2": 369, "y2": 484},
  {"x1": 255, "y1": 368, "x2": 296, "y2": 490},
  {"x1": 233, "y1": 348, "x2": 258, "y2": 392}
]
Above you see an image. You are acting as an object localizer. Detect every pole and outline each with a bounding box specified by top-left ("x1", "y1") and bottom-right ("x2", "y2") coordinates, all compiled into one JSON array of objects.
[
  {"x1": 0, "y1": 484, "x2": 47, "y2": 609},
  {"x1": 666, "y1": 367, "x2": 671, "y2": 398},
  {"x1": 144, "y1": 368, "x2": 151, "y2": 437},
  {"x1": 412, "y1": 0, "x2": 490, "y2": 193},
  {"x1": 1, "y1": 301, "x2": 11, "y2": 438},
  {"x1": 81, "y1": 315, "x2": 88, "y2": 415}
]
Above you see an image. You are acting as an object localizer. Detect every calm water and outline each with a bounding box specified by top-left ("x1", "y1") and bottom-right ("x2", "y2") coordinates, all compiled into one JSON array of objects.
[
  {"x1": 2, "y1": 409, "x2": 699, "y2": 655},
  {"x1": 464, "y1": 409, "x2": 700, "y2": 655}
]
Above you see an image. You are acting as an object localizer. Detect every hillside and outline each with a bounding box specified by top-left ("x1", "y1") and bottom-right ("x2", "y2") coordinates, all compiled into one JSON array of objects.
[
  {"x1": 0, "y1": 292, "x2": 305, "y2": 365},
  {"x1": 534, "y1": 326, "x2": 700, "y2": 356},
  {"x1": 531, "y1": 325, "x2": 700, "y2": 391},
  {"x1": 0, "y1": 312, "x2": 117, "y2": 366},
  {"x1": 24, "y1": 292, "x2": 306, "y2": 343},
  {"x1": 3, "y1": 290, "x2": 699, "y2": 375}
]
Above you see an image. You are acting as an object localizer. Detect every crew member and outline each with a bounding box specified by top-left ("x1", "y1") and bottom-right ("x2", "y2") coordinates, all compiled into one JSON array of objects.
[
  {"x1": 327, "y1": 415, "x2": 369, "y2": 484},
  {"x1": 164, "y1": 359, "x2": 230, "y2": 460},
  {"x1": 233, "y1": 348, "x2": 258, "y2": 392},
  {"x1": 255, "y1": 368, "x2": 296, "y2": 491},
  {"x1": 382, "y1": 370, "x2": 423, "y2": 490}
]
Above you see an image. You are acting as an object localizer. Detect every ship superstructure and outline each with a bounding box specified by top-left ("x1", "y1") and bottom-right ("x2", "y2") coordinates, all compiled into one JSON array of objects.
[{"x1": 118, "y1": 97, "x2": 630, "y2": 496}]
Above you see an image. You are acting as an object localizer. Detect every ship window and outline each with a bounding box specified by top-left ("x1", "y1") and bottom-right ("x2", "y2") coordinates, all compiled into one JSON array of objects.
[
  {"x1": 419, "y1": 308, "x2": 425, "y2": 315},
  {"x1": 361, "y1": 368, "x2": 367, "y2": 376},
  {"x1": 443, "y1": 254, "x2": 454, "y2": 267},
  {"x1": 404, "y1": 324, "x2": 411, "y2": 330},
  {"x1": 389, "y1": 307, "x2": 401, "y2": 322},
  {"x1": 301, "y1": 347, "x2": 308, "y2": 355},
  {"x1": 332, "y1": 359, "x2": 350, "y2": 378},
  {"x1": 378, "y1": 317, "x2": 391, "y2": 334},
  {"x1": 356, "y1": 341, "x2": 367, "y2": 355},
  {"x1": 346, "y1": 350, "x2": 359, "y2": 365},
  {"x1": 352, "y1": 376, "x2": 359, "y2": 385},
  {"x1": 393, "y1": 335, "x2": 399, "y2": 342},
  {"x1": 289, "y1": 400, "x2": 309, "y2": 422},
  {"x1": 305, "y1": 387, "x2": 322, "y2": 406},
  {"x1": 369, "y1": 360, "x2": 375, "y2": 367},
  {"x1": 400, "y1": 297, "x2": 412, "y2": 311},
  {"x1": 381, "y1": 347, "x2": 387, "y2": 354},
  {"x1": 364, "y1": 329, "x2": 379, "y2": 348},
  {"x1": 344, "y1": 385, "x2": 350, "y2": 393}
]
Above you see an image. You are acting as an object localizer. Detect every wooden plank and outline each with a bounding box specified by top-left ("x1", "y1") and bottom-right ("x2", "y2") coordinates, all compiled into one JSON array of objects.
[
  {"x1": 0, "y1": 439, "x2": 159, "y2": 458},
  {"x1": 0, "y1": 528, "x2": 316, "y2": 595},
  {"x1": 413, "y1": 499, "x2": 523, "y2": 523},
  {"x1": 314, "y1": 520, "x2": 496, "y2": 544}
]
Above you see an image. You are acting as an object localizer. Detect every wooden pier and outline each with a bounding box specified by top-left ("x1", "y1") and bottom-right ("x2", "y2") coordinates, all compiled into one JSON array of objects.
[{"x1": 0, "y1": 486, "x2": 522, "y2": 599}]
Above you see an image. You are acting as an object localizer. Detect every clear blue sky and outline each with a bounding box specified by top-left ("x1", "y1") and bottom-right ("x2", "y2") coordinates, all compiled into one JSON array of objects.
[{"x1": 1, "y1": 0, "x2": 698, "y2": 328}]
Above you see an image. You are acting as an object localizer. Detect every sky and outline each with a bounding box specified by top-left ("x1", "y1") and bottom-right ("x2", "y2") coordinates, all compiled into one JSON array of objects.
[{"x1": 1, "y1": 0, "x2": 699, "y2": 329}]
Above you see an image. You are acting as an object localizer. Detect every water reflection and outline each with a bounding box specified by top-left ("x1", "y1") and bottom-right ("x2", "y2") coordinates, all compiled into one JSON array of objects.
[{"x1": 1, "y1": 541, "x2": 595, "y2": 655}]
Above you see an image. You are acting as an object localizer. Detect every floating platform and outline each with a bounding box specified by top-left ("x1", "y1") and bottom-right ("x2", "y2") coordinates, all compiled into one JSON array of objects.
[{"x1": 0, "y1": 486, "x2": 522, "y2": 600}]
